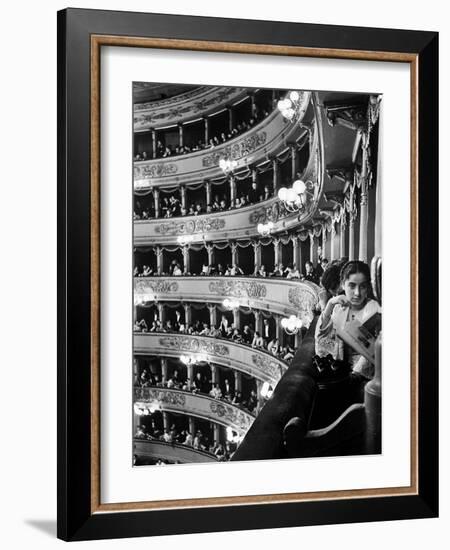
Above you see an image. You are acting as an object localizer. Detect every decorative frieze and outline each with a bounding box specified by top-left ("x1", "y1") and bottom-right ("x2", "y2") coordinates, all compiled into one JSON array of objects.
[
  {"x1": 209, "y1": 280, "x2": 267, "y2": 299},
  {"x1": 134, "y1": 163, "x2": 178, "y2": 179},
  {"x1": 158, "y1": 336, "x2": 230, "y2": 357},
  {"x1": 155, "y1": 217, "x2": 226, "y2": 236},
  {"x1": 134, "y1": 279, "x2": 179, "y2": 294},
  {"x1": 134, "y1": 387, "x2": 186, "y2": 407},
  {"x1": 209, "y1": 400, "x2": 255, "y2": 433},
  {"x1": 202, "y1": 132, "x2": 267, "y2": 168},
  {"x1": 287, "y1": 285, "x2": 319, "y2": 328},
  {"x1": 251, "y1": 355, "x2": 286, "y2": 381}
]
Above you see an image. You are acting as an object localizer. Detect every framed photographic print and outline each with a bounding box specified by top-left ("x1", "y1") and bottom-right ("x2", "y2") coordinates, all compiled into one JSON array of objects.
[{"x1": 57, "y1": 8, "x2": 438, "y2": 541}]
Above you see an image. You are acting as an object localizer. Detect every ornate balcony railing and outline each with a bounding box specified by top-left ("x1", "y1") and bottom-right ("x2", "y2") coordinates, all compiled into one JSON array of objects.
[
  {"x1": 134, "y1": 86, "x2": 248, "y2": 130},
  {"x1": 135, "y1": 196, "x2": 301, "y2": 245},
  {"x1": 134, "y1": 387, "x2": 255, "y2": 436},
  {"x1": 134, "y1": 94, "x2": 311, "y2": 188},
  {"x1": 134, "y1": 276, "x2": 320, "y2": 328},
  {"x1": 134, "y1": 333, "x2": 288, "y2": 385},
  {"x1": 133, "y1": 439, "x2": 219, "y2": 464}
]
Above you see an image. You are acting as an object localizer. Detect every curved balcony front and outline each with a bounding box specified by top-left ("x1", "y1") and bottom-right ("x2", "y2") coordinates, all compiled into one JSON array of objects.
[
  {"x1": 134, "y1": 93, "x2": 311, "y2": 189},
  {"x1": 134, "y1": 387, "x2": 255, "y2": 436},
  {"x1": 133, "y1": 439, "x2": 219, "y2": 464},
  {"x1": 134, "y1": 86, "x2": 248, "y2": 130},
  {"x1": 135, "y1": 197, "x2": 302, "y2": 245},
  {"x1": 134, "y1": 333, "x2": 287, "y2": 385},
  {"x1": 134, "y1": 276, "x2": 320, "y2": 328}
]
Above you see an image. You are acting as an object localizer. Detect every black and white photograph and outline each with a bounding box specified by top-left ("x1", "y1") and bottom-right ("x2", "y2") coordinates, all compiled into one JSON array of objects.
[{"x1": 132, "y1": 83, "x2": 382, "y2": 466}]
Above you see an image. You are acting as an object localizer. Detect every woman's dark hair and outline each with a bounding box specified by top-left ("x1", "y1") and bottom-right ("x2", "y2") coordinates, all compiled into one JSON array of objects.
[
  {"x1": 321, "y1": 264, "x2": 342, "y2": 293},
  {"x1": 339, "y1": 260, "x2": 373, "y2": 296}
]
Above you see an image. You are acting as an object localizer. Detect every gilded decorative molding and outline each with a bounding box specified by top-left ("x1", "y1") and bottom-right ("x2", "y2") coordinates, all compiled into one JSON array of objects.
[
  {"x1": 202, "y1": 132, "x2": 267, "y2": 168},
  {"x1": 158, "y1": 336, "x2": 230, "y2": 357},
  {"x1": 134, "y1": 279, "x2": 179, "y2": 294},
  {"x1": 209, "y1": 280, "x2": 267, "y2": 299},
  {"x1": 134, "y1": 87, "x2": 246, "y2": 128},
  {"x1": 249, "y1": 200, "x2": 290, "y2": 225},
  {"x1": 134, "y1": 163, "x2": 178, "y2": 179},
  {"x1": 155, "y1": 217, "x2": 226, "y2": 236},
  {"x1": 209, "y1": 401, "x2": 254, "y2": 433},
  {"x1": 134, "y1": 387, "x2": 186, "y2": 407},
  {"x1": 287, "y1": 285, "x2": 318, "y2": 327},
  {"x1": 252, "y1": 355, "x2": 286, "y2": 381}
]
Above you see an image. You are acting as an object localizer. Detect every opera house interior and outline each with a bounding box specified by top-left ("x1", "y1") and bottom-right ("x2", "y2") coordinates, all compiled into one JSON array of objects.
[{"x1": 132, "y1": 82, "x2": 382, "y2": 466}]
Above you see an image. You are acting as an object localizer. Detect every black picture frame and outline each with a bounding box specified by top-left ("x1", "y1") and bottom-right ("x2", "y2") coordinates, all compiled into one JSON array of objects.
[{"x1": 57, "y1": 8, "x2": 438, "y2": 541}]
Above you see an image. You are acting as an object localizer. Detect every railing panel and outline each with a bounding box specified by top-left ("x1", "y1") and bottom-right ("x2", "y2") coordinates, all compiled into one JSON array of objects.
[
  {"x1": 134, "y1": 276, "x2": 320, "y2": 327},
  {"x1": 134, "y1": 387, "x2": 255, "y2": 436},
  {"x1": 133, "y1": 439, "x2": 219, "y2": 464},
  {"x1": 134, "y1": 333, "x2": 287, "y2": 385}
]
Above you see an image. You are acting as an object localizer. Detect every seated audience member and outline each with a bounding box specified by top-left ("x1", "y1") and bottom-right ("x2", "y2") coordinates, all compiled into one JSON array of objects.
[
  {"x1": 246, "y1": 390, "x2": 258, "y2": 413},
  {"x1": 134, "y1": 319, "x2": 148, "y2": 332},
  {"x1": 315, "y1": 260, "x2": 381, "y2": 380},
  {"x1": 317, "y1": 261, "x2": 344, "y2": 312},
  {"x1": 142, "y1": 265, "x2": 153, "y2": 276},
  {"x1": 251, "y1": 331, "x2": 265, "y2": 349},
  {"x1": 231, "y1": 328, "x2": 243, "y2": 343},
  {"x1": 316, "y1": 258, "x2": 329, "y2": 279},
  {"x1": 230, "y1": 264, "x2": 244, "y2": 276},
  {"x1": 267, "y1": 337, "x2": 280, "y2": 356},
  {"x1": 303, "y1": 261, "x2": 319, "y2": 284},
  {"x1": 172, "y1": 263, "x2": 183, "y2": 276},
  {"x1": 201, "y1": 263, "x2": 210, "y2": 276},
  {"x1": 242, "y1": 325, "x2": 253, "y2": 344},
  {"x1": 256, "y1": 264, "x2": 267, "y2": 277}
]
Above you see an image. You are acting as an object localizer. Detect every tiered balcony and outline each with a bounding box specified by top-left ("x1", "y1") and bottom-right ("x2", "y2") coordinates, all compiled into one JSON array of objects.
[
  {"x1": 134, "y1": 387, "x2": 255, "y2": 436},
  {"x1": 133, "y1": 439, "x2": 219, "y2": 464},
  {"x1": 134, "y1": 276, "x2": 320, "y2": 327},
  {"x1": 134, "y1": 333, "x2": 287, "y2": 385},
  {"x1": 134, "y1": 93, "x2": 311, "y2": 189}
]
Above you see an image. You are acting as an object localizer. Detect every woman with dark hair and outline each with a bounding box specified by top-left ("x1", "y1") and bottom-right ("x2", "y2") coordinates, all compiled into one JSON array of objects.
[
  {"x1": 317, "y1": 259, "x2": 346, "y2": 312},
  {"x1": 315, "y1": 260, "x2": 381, "y2": 379}
]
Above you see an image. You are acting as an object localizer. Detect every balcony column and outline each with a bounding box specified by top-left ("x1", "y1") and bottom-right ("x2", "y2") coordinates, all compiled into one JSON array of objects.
[
  {"x1": 163, "y1": 412, "x2": 170, "y2": 432},
  {"x1": 178, "y1": 123, "x2": 184, "y2": 148},
  {"x1": 272, "y1": 158, "x2": 279, "y2": 192},
  {"x1": 273, "y1": 238, "x2": 281, "y2": 267},
  {"x1": 271, "y1": 89, "x2": 277, "y2": 109},
  {"x1": 182, "y1": 245, "x2": 190, "y2": 274},
  {"x1": 206, "y1": 244, "x2": 214, "y2": 266},
  {"x1": 254, "y1": 310, "x2": 263, "y2": 335},
  {"x1": 208, "y1": 304, "x2": 217, "y2": 328},
  {"x1": 203, "y1": 116, "x2": 210, "y2": 144},
  {"x1": 183, "y1": 304, "x2": 192, "y2": 326},
  {"x1": 292, "y1": 235, "x2": 302, "y2": 271},
  {"x1": 151, "y1": 129, "x2": 156, "y2": 158},
  {"x1": 227, "y1": 106, "x2": 234, "y2": 132},
  {"x1": 234, "y1": 371, "x2": 242, "y2": 393},
  {"x1": 187, "y1": 365, "x2": 194, "y2": 390},
  {"x1": 180, "y1": 185, "x2": 187, "y2": 210},
  {"x1": 330, "y1": 221, "x2": 337, "y2": 262},
  {"x1": 250, "y1": 92, "x2": 256, "y2": 118},
  {"x1": 213, "y1": 424, "x2": 220, "y2": 444},
  {"x1": 309, "y1": 232, "x2": 316, "y2": 265},
  {"x1": 252, "y1": 168, "x2": 258, "y2": 189},
  {"x1": 189, "y1": 417, "x2": 195, "y2": 437},
  {"x1": 231, "y1": 242, "x2": 238, "y2": 266},
  {"x1": 290, "y1": 144, "x2": 298, "y2": 180},
  {"x1": 347, "y1": 184, "x2": 356, "y2": 261},
  {"x1": 233, "y1": 308, "x2": 241, "y2": 330},
  {"x1": 253, "y1": 242, "x2": 261, "y2": 273},
  {"x1": 153, "y1": 187, "x2": 160, "y2": 218},
  {"x1": 211, "y1": 364, "x2": 218, "y2": 385},
  {"x1": 276, "y1": 315, "x2": 284, "y2": 346},
  {"x1": 229, "y1": 175, "x2": 236, "y2": 205},
  {"x1": 157, "y1": 303, "x2": 166, "y2": 325},
  {"x1": 340, "y1": 210, "x2": 347, "y2": 258},
  {"x1": 205, "y1": 180, "x2": 212, "y2": 206},
  {"x1": 359, "y1": 182, "x2": 369, "y2": 263},
  {"x1": 156, "y1": 246, "x2": 163, "y2": 275},
  {"x1": 322, "y1": 225, "x2": 328, "y2": 261},
  {"x1": 256, "y1": 380, "x2": 264, "y2": 411},
  {"x1": 161, "y1": 358, "x2": 168, "y2": 385}
]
